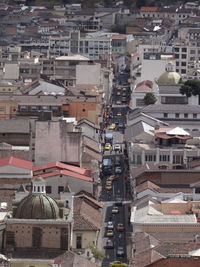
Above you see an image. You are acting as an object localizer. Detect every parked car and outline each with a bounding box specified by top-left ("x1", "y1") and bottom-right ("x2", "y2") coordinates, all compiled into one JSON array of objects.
[
  {"x1": 115, "y1": 156, "x2": 121, "y2": 166},
  {"x1": 102, "y1": 168, "x2": 113, "y2": 176},
  {"x1": 104, "y1": 143, "x2": 112, "y2": 151},
  {"x1": 109, "y1": 261, "x2": 127, "y2": 267},
  {"x1": 105, "y1": 184, "x2": 112, "y2": 191},
  {"x1": 112, "y1": 206, "x2": 119, "y2": 214},
  {"x1": 105, "y1": 239, "x2": 114, "y2": 249},
  {"x1": 114, "y1": 144, "x2": 121, "y2": 152},
  {"x1": 116, "y1": 247, "x2": 125, "y2": 257},
  {"x1": 116, "y1": 100, "x2": 122, "y2": 105},
  {"x1": 108, "y1": 123, "x2": 116, "y2": 130},
  {"x1": 105, "y1": 229, "x2": 114, "y2": 237},
  {"x1": 118, "y1": 123, "x2": 124, "y2": 129},
  {"x1": 117, "y1": 223, "x2": 125, "y2": 231},
  {"x1": 106, "y1": 180, "x2": 112, "y2": 186},
  {"x1": 115, "y1": 166, "x2": 122, "y2": 174},
  {"x1": 107, "y1": 221, "x2": 114, "y2": 229},
  {"x1": 122, "y1": 97, "x2": 128, "y2": 102}
]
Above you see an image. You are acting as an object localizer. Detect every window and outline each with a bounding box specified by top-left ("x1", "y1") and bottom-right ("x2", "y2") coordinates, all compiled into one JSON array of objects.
[
  {"x1": 182, "y1": 54, "x2": 187, "y2": 59},
  {"x1": 46, "y1": 186, "x2": 52, "y2": 194},
  {"x1": 184, "y1": 113, "x2": 188, "y2": 118},
  {"x1": 176, "y1": 62, "x2": 179, "y2": 66},
  {"x1": 181, "y1": 69, "x2": 186, "y2": 74},
  {"x1": 19, "y1": 105, "x2": 28, "y2": 111},
  {"x1": 0, "y1": 107, "x2": 5, "y2": 112},
  {"x1": 190, "y1": 50, "x2": 195, "y2": 54},
  {"x1": 182, "y1": 48, "x2": 187, "y2": 53},
  {"x1": 76, "y1": 235, "x2": 82, "y2": 249},
  {"x1": 145, "y1": 155, "x2": 156, "y2": 162},
  {"x1": 175, "y1": 54, "x2": 179, "y2": 59},
  {"x1": 193, "y1": 113, "x2": 197, "y2": 118},
  {"x1": 51, "y1": 106, "x2": 59, "y2": 111},
  {"x1": 175, "y1": 113, "x2": 180, "y2": 118},
  {"x1": 30, "y1": 106, "x2": 38, "y2": 111},
  {"x1": 181, "y1": 62, "x2": 186, "y2": 66},
  {"x1": 58, "y1": 186, "x2": 64, "y2": 193},
  {"x1": 174, "y1": 47, "x2": 179, "y2": 52},
  {"x1": 160, "y1": 155, "x2": 170, "y2": 162},
  {"x1": 164, "y1": 113, "x2": 168, "y2": 118}
]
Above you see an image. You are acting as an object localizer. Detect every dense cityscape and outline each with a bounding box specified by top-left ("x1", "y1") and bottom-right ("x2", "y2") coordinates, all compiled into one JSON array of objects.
[{"x1": 0, "y1": 0, "x2": 200, "y2": 267}]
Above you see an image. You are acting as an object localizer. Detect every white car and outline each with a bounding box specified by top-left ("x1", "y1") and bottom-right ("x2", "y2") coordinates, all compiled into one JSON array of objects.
[
  {"x1": 107, "y1": 221, "x2": 114, "y2": 229},
  {"x1": 114, "y1": 144, "x2": 121, "y2": 151}
]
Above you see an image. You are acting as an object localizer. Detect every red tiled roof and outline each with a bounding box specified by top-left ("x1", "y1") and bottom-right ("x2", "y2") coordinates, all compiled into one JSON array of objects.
[
  {"x1": 75, "y1": 194, "x2": 103, "y2": 208},
  {"x1": 34, "y1": 170, "x2": 93, "y2": 182},
  {"x1": 135, "y1": 85, "x2": 152, "y2": 93},
  {"x1": 33, "y1": 161, "x2": 90, "y2": 176},
  {"x1": 140, "y1": 7, "x2": 158, "y2": 12},
  {"x1": 136, "y1": 80, "x2": 153, "y2": 88},
  {"x1": 0, "y1": 156, "x2": 33, "y2": 170}
]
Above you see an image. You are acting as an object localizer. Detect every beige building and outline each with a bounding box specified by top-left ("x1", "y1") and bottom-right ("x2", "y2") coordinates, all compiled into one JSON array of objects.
[{"x1": 72, "y1": 194, "x2": 102, "y2": 253}]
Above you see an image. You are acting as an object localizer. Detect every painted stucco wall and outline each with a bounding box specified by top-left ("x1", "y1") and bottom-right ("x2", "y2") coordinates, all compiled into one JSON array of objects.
[{"x1": 35, "y1": 120, "x2": 81, "y2": 165}]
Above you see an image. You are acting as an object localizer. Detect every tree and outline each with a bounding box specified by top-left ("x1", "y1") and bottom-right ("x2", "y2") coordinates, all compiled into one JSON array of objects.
[
  {"x1": 180, "y1": 79, "x2": 200, "y2": 97},
  {"x1": 143, "y1": 92, "x2": 156, "y2": 105},
  {"x1": 87, "y1": 243, "x2": 105, "y2": 261}
]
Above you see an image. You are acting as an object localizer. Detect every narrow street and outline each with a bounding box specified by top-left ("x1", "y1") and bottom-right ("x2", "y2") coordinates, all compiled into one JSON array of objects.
[{"x1": 99, "y1": 70, "x2": 132, "y2": 267}]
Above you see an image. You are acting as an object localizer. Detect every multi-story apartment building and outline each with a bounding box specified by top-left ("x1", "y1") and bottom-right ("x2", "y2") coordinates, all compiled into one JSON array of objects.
[
  {"x1": 139, "y1": 6, "x2": 193, "y2": 25},
  {"x1": 49, "y1": 31, "x2": 112, "y2": 61},
  {"x1": 173, "y1": 28, "x2": 200, "y2": 78}
]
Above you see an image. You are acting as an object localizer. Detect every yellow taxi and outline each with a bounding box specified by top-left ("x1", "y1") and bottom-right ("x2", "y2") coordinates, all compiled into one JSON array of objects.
[
  {"x1": 105, "y1": 229, "x2": 114, "y2": 237},
  {"x1": 122, "y1": 87, "x2": 127, "y2": 91},
  {"x1": 106, "y1": 180, "x2": 112, "y2": 186},
  {"x1": 112, "y1": 206, "x2": 119, "y2": 214},
  {"x1": 109, "y1": 261, "x2": 127, "y2": 267},
  {"x1": 122, "y1": 92, "x2": 127, "y2": 96},
  {"x1": 117, "y1": 91, "x2": 121, "y2": 96},
  {"x1": 104, "y1": 143, "x2": 111, "y2": 151},
  {"x1": 105, "y1": 184, "x2": 112, "y2": 191},
  {"x1": 116, "y1": 112, "x2": 122, "y2": 117},
  {"x1": 115, "y1": 100, "x2": 122, "y2": 105},
  {"x1": 108, "y1": 123, "x2": 116, "y2": 130}
]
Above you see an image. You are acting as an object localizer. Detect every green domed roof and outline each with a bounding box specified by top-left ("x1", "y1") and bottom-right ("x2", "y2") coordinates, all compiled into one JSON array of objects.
[
  {"x1": 157, "y1": 71, "x2": 181, "y2": 85},
  {"x1": 13, "y1": 194, "x2": 60, "y2": 220}
]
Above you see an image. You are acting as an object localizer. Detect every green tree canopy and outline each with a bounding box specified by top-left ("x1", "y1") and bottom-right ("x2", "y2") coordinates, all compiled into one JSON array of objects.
[
  {"x1": 143, "y1": 92, "x2": 156, "y2": 105},
  {"x1": 180, "y1": 79, "x2": 200, "y2": 97}
]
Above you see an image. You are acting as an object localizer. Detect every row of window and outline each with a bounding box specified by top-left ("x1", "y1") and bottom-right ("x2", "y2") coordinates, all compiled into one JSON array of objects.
[
  {"x1": 133, "y1": 154, "x2": 184, "y2": 164},
  {"x1": 46, "y1": 185, "x2": 65, "y2": 194},
  {"x1": 19, "y1": 105, "x2": 60, "y2": 111},
  {"x1": 176, "y1": 62, "x2": 187, "y2": 66},
  {"x1": 163, "y1": 113, "x2": 197, "y2": 118}
]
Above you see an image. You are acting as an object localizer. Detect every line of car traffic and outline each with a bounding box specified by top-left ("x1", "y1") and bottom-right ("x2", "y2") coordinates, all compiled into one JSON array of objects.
[{"x1": 102, "y1": 71, "x2": 131, "y2": 267}]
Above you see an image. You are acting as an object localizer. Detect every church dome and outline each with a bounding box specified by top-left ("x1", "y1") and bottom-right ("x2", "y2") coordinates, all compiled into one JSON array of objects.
[
  {"x1": 157, "y1": 71, "x2": 181, "y2": 85},
  {"x1": 13, "y1": 194, "x2": 60, "y2": 219}
]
